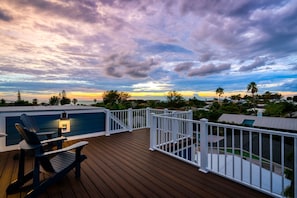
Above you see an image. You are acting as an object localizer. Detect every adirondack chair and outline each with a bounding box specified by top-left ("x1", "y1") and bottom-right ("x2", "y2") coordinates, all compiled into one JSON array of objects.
[
  {"x1": 6, "y1": 123, "x2": 88, "y2": 198},
  {"x1": 20, "y1": 113, "x2": 58, "y2": 138},
  {"x1": 20, "y1": 113, "x2": 65, "y2": 150}
]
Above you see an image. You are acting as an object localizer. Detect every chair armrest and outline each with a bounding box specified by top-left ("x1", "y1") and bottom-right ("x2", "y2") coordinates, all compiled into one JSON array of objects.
[
  {"x1": 40, "y1": 136, "x2": 67, "y2": 145},
  {"x1": 37, "y1": 141, "x2": 88, "y2": 157},
  {"x1": 36, "y1": 131, "x2": 57, "y2": 136}
]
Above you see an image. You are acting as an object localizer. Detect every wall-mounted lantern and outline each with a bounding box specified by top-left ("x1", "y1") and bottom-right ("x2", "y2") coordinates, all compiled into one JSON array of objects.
[{"x1": 58, "y1": 111, "x2": 70, "y2": 133}]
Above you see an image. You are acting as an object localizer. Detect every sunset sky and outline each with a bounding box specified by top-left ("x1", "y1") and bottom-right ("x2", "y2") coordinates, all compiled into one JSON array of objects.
[{"x1": 0, "y1": 0, "x2": 296, "y2": 103}]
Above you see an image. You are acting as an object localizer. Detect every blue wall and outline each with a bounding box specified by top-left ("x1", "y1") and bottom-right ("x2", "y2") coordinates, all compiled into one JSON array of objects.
[
  {"x1": 6, "y1": 112, "x2": 105, "y2": 146},
  {"x1": 66, "y1": 112, "x2": 105, "y2": 137}
]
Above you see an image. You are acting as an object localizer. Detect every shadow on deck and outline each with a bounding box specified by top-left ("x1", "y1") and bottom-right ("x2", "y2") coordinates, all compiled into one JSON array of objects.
[{"x1": 1, "y1": 129, "x2": 270, "y2": 198}]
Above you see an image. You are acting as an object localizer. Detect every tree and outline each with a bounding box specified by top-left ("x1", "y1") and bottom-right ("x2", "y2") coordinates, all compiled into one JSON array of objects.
[
  {"x1": 49, "y1": 96, "x2": 60, "y2": 105},
  {"x1": 262, "y1": 91, "x2": 272, "y2": 102},
  {"x1": 287, "y1": 96, "x2": 292, "y2": 101},
  {"x1": 102, "y1": 90, "x2": 131, "y2": 109},
  {"x1": 119, "y1": 92, "x2": 130, "y2": 102},
  {"x1": 166, "y1": 91, "x2": 185, "y2": 108},
  {"x1": 60, "y1": 97, "x2": 71, "y2": 105},
  {"x1": 230, "y1": 94, "x2": 241, "y2": 102},
  {"x1": 72, "y1": 98, "x2": 78, "y2": 105},
  {"x1": 216, "y1": 87, "x2": 224, "y2": 103},
  {"x1": 0, "y1": 98, "x2": 6, "y2": 104},
  {"x1": 61, "y1": 90, "x2": 67, "y2": 98},
  {"x1": 188, "y1": 96, "x2": 206, "y2": 108},
  {"x1": 247, "y1": 82, "x2": 258, "y2": 109},
  {"x1": 103, "y1": 90, "x2": 120, "y2": 105},
  {"x1": 32, "y1": 98, "x2": 38, "y2": 105},
  {"x1": 17, "y1": 90, "x2": 21, "y2": 102},
  {"x1": 247, "y1": 82, "x2": 258, "y2": 97},
  {"x1": 264, "y1": 101, "x2": 297, "y2": 117},
  {"x1": 60, "y1": 90, "x2": 71, "y2": 105}
]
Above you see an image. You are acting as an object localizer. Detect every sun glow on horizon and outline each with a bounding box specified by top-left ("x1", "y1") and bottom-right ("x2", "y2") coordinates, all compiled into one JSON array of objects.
[{"x1": 1, "y1": 89, "x2": 297, "y2": 104}]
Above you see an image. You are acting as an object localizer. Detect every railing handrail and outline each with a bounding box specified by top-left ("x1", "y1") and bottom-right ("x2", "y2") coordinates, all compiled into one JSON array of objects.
[{"x1": 153, "y1": 113, "x2": 297, "y2": 138}]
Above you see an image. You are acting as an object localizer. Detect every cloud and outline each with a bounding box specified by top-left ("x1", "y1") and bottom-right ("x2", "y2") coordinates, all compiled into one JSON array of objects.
[
  {"x1": 179, "y1": 0, "x2": 282, "y2": 17},
  {"x1": 144, "y1": 42, "x2": 193, "y2": 54},
  {"x1": 132, "y1": 81, "x2": 173, "y2": 92},
  {"x1": 103, "y1": 53, "x2": 160, "y2": 78},
  {"x1": 174, "y1": 62, "x2": 194, "y2": 72},
  {"x1": 188, "y1": 63, "x2": 231, "y2": 76},
  {"x1": 7, "y1": 0, "x2": 100, "y2": 23},
  {"x1": 0, "y1": 0, "x2": 296, "y2": 100},
  {"x1": 106, "y1": 67, "x2": 123, "y2": 78},
  {"x1": 239, "y1": 57, "x2": 268, "y2": 71},
  {"x1": 199, "y1": 53, "x2": 212, "y2": 62},
  {"x1": 0, "y1": 8, "x2": 12, "y2": 21}
]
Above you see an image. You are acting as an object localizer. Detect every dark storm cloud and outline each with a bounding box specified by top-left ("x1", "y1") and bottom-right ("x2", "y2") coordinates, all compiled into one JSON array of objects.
[{"x1": 188, "y1": 63, "x2": 231, "y2": 76}]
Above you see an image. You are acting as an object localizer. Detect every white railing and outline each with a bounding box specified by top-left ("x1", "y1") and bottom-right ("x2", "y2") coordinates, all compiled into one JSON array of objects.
[
  {"x1": 105, "y1": 108, "x2": 192, "y2": 135},
  {"x1": 149, "y1": 114, "x2": 297, "y2": 198}
]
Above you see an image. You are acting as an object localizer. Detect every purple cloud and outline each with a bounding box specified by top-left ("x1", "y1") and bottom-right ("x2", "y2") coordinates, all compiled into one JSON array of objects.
[
  {"x1": 103, "y1": 54, "x2": 160, "y2": 78},
  {"x1": 174, "y1": 62, "x2": 194, "y2": 72},
  {"x1": 188, "y1": 63, "x2": 231, "y2": 76},
  {"x1": 239, "y1": 57, "x2": 268, "y2": 72}
]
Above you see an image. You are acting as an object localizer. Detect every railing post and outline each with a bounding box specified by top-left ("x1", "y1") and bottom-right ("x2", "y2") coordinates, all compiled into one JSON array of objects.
[
  {"x1": 293, "y1": 137, "x2": 297, "y2": 198},
  {"x1": 164, "y1": 108, "x2": 168, "y2": 114},
  {"x1": 128, "y1": 108, "x2": 133, "y2": 132},
  {"x1": 172, "y1": 111, "x2": 178, "y2": 143},
  {"x1": 199, "y1": 118, "x2": 208, "y2": 173},
  {"x1": 105, "y1": 109, "x2": 110, "y2": 136},
  {"x1": 0, "y1": 115, "x2": 6, "y2": 151},
  {"x1": 146, "y1": 107, "x2": 151, "y2": 128},
  {"x1": 149, "y1": 113, "x2": 156, "y2": 151},
  {"x1": 187, "y1": 110, "x2": 193, "y2": 137}
]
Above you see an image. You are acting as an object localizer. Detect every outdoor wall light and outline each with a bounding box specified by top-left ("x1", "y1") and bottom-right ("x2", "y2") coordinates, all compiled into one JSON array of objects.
[{"x1": 58, "y1": 111, "x2": 70, "y2": 133}]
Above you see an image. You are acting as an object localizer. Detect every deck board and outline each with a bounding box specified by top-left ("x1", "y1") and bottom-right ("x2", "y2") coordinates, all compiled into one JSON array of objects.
[{"x1": 1, "y1": 129, "x2": 271, "y2": 198}]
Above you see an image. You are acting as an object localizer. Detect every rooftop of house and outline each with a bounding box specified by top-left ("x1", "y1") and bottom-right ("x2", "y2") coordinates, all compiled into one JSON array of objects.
[{"x1": 218, "y1": 113, "x2": 297, "y2": 132}]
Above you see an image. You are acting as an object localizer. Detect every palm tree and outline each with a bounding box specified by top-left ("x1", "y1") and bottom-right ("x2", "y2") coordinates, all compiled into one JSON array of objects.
[
  {"x1": 216, "y1": 87, "x2": 224, "y2": 103},
  {"x1": 72, "y1": 98, "x2": 78, "y2": 105},
  {"x1": 247, "y1": 82, "x2": 258, "y2": 110}
]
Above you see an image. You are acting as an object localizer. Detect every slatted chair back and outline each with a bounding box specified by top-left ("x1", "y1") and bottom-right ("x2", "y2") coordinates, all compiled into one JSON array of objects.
[
  {"x1": 20, "y1": 113, "x2": 40, "y2": 133},
  {"x1": 15, "y1": 123, "x2": 55, "y2": 172}
]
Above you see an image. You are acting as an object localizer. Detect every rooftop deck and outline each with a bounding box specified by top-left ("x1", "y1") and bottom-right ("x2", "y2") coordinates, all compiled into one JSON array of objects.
[{"x1": 1, "y1": 129, "x2": 270, "y2": 198}]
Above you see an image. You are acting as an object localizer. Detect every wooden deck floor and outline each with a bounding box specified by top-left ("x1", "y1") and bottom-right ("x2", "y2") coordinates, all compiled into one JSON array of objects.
[{"x1": 1, "y1": 129, "x2": 271, "y2": 198}]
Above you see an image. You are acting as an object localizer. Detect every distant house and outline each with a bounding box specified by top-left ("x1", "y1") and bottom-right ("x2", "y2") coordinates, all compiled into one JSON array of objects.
[{"x1": 218, "y1": 113, "x2": 297, "y2": 133}]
